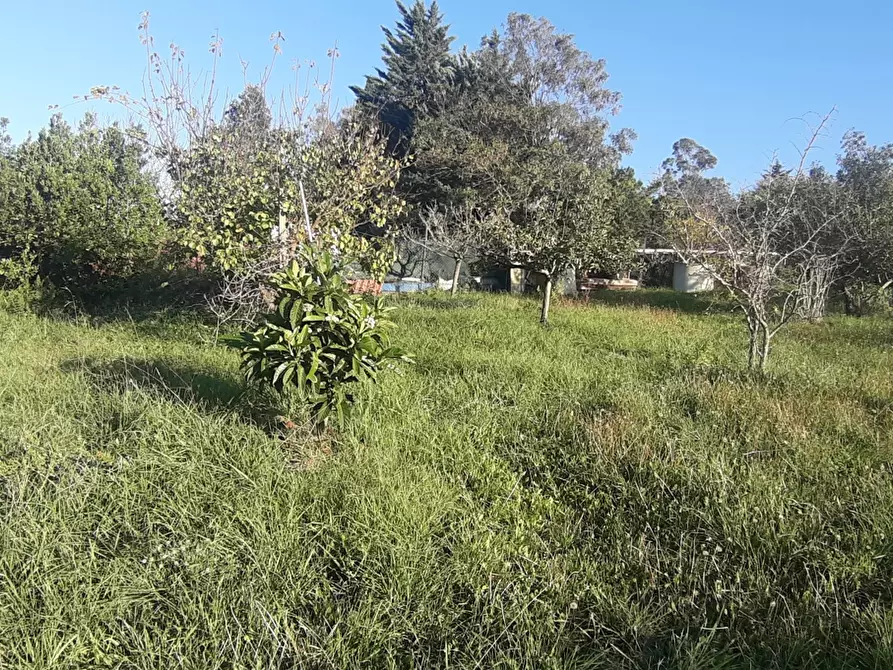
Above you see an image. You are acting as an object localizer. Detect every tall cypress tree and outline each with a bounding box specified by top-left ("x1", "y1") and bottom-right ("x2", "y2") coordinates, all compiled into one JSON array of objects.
[{"x1": 351, "y1": 1, "x2": 455, "y2": 152}]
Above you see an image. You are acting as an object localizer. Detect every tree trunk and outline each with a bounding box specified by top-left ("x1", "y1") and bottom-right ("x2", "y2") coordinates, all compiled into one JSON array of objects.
[
  {"x1": 759, "y1": 331, "x2": 771, "y2": 371},
  {"x1": 747, "y1": 331, "x2": 758, "y2": 370},
  {"x1": 746, "y1": 311, "x2": 759, "y2": 370},
  {"x1": 796, "y1": 257, "x2": 833, "y2": 323},
  {"x1": 540, "y1": 277, "x2": 553, "y2": 325},
  {"x1": 276, "y1": 209, "x2": 289, "y2": 264},
  {"x1": 843, "y1": 284, "x2": 855, "y2": 316},
  {"x1": 451, "y1": 257, "x2": 461, "y2": 297}
]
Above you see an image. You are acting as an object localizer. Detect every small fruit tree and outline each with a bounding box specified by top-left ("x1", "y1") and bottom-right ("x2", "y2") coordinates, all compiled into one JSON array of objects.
[{"x1": 225, "y1": 246, "x2": 410, "y2": 424}]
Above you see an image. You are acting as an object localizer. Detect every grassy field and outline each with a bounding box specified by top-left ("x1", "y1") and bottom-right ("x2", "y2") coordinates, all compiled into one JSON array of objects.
[{"x1": 2, "y1": 291, "x2": 893, "y2": 668}]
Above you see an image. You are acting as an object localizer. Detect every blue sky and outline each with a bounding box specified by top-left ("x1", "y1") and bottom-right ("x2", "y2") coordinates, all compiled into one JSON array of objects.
[{"x1": 2, "y1": 0, "x2": 891, "y2": 186}]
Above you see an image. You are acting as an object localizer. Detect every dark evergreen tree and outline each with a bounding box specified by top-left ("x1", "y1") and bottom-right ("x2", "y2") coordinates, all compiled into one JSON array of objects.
[
  {"x1": 223, "y1": 85, "x2": 272, "y2": 138},
  {"x1": 351, "y1": 0, "x2": 456, "y2": 153}
]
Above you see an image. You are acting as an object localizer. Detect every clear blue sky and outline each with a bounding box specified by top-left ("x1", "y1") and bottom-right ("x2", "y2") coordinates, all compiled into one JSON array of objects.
[{"x1": 2, "y1": 0, "x2": 891, "y2": 187}]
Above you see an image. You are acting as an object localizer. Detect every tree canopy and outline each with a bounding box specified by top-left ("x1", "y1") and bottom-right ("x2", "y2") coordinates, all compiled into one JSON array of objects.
[
  {"x1": 836, "y1": 131, "x2": 893, "y2": 288},
  {"x1": 351, "y1": 0, "x2": 456, "y2": 153},
  {"x1": 0, "y1": 113, "x2": 166, "y2": 290},
  {"x1": 397, "y1": 12, "x2": 638, "y2": 321}
]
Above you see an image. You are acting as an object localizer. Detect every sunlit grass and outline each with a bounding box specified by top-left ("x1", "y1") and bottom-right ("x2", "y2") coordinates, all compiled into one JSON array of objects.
[{"x1": 1, "y1": 291, "x2": 892, "y2": 667}]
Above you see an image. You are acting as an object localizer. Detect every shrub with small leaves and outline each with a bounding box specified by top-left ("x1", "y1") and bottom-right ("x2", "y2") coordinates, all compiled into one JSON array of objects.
[
  {"x1": 0, "y1": 242, "x2": 51, "y2": 312},
  {"x1": 225, "y1": 246, "x2": 410, "y2": 424}
]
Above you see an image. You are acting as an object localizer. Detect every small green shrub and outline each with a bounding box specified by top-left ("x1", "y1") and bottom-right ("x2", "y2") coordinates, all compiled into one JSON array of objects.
[
  {"x1": 0, "y1": 244, "x2": 53, "y2": 312},
  {"x1": 225, "y1": 247, "x2": 409, "y2": 424}
]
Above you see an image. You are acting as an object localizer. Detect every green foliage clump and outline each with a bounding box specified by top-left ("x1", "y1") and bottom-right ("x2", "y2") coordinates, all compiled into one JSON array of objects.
[
  {"x1": 226, "y1": 247, "x2": 409, "y2": 423},
  {"x1": 172, "y1": 88, "x2": 405, "y2": 280},
  {"x1": 176, "y1": 129, "x2": 284, "y2": 274},
  {"x1": 173, "y1": 86, "x2": 297, "y2": 274},
  {"x1": 301, "y1": 125, "x2": 406, "y2": 281},
  {"x1": 845, "y1": 280, "x2": 893, "y2": 316},
  {"x1": 0, "y1": 114, "x2": 168, "y2": 293},
  {"x1": 837, "y1": 131, "x2": 893, "y2": 292},
  {"x1": 0, "y1": 244, "x2": 51, "y2": 312}
]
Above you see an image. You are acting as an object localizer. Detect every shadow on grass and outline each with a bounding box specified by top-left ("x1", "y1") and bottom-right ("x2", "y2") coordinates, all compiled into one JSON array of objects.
[
  {"x1": 59, "y1": 356, "x2": 289, "y2": 434},
  {"x1": 583, "y1": 288, "x2": 737, "y2": 314}
]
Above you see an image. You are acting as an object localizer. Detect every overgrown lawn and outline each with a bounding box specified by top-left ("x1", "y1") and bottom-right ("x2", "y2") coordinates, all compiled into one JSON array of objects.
[{"x1": 2, "y1": 292, "x2": 893, "y2": 668}]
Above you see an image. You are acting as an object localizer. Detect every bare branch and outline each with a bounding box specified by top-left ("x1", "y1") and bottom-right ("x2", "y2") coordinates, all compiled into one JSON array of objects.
[{"x1": 655, "y1": 110, "x2": 844, "y2": 369}]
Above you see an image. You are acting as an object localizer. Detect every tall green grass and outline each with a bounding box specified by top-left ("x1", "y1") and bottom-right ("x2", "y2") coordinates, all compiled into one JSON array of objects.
[{"x1": 1, "y1": 292, "x2": 893, "y2": 668}]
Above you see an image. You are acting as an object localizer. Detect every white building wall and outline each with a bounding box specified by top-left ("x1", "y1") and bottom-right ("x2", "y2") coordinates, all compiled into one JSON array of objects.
[{"x1": 673, "y1": 262, "x2": 714, "y2": 292}]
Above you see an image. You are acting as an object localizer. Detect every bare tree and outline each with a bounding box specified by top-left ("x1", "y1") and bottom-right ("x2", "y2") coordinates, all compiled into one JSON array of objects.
[
  {"x1": 204, "y1": 244, "x2": 284, "y2": 341},
  {"x1": 406, "y1": 205, "x2": 486, "y2": 296},
  {"x1": 795, "y1": 254, "x2": 837, "y2": 322},
  {"x1": 661, "y1": 113, "x2": 848, "y2": 371}
]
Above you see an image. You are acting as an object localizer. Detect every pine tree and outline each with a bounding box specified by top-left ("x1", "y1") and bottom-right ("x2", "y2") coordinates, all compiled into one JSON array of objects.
[{"x1": 351, "y1": 0, "x2": 455, "y2": 151}]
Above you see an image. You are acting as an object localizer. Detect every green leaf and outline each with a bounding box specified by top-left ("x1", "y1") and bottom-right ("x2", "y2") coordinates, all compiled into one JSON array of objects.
[
  {"x1": 289, "y1": 301, "x2": 305, "y2": 327},
  {"x1": 272, "y1": 361, "x2": 290, "y2": 386}
]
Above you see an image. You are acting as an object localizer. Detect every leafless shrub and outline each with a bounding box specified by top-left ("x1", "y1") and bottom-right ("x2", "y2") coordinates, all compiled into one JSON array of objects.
[
  {"x1": 660, "y1": 112, "x2": 851, "y2": 370},
  {"x1": 205, "y1": 245, "x2": 285, "y2": 340},
  {"x1": 404, "y1": 205, "x2": 489, "y2": 296}
]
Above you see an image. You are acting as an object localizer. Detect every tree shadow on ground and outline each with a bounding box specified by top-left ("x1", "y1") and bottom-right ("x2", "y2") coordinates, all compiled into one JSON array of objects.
[
  {"x1": 59, "y1": 356, "x2": 289, "y2": 434},
  {"x1": 582, "y1": 289, "x2": 736, "y2": 315}
]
